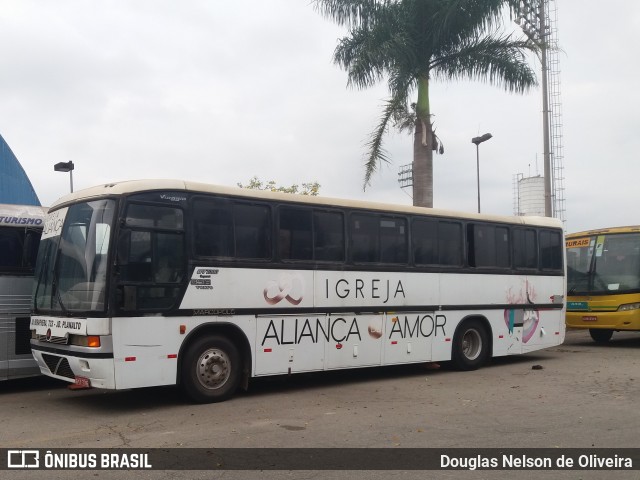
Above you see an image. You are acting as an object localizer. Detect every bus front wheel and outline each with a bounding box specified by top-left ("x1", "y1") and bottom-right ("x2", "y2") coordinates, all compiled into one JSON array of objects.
[
  {"x1": 589, "y1": 329, "x2": 613, "y2": 344},
  {"x1": 452, "y1": 319, "x2": 489, "y2": 370},
  {"x1": 181, "y1": 335, "x2": 241, "y2": 403}
]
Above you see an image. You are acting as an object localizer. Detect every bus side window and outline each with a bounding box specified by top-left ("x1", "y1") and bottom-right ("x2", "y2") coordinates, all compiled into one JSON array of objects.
[
  {"x1": 350, "y1": 214, "x2": 379, "y2": 263},
  {"x1": 234, "y1": 203, "x2": 271, "y2": 259},
  {"x1": 513, "y1": 228, "x2": 538, "y2": 270},
  {"x1": 467, "y1": 223, "x2": 510, "y2": 268},
  {"x1": 279, "y1": 207, "x2": 312, "y2": 261},
  {"x1": 192, "y1": 197, "x2": 233, "y2": 257},
  {"x1": 412, "y1": 218, "x2": 437, "y2": 265},
  {"x1": 380, "y1": 217, "x2": 407, "y2": 264},
  {"x1": 313, "y1": 210, "x2": 345, "y2": 262},
  {"x1": 540, "y1": 229, "x2": 563, "y2": 270},
  {"x1": 439, "y1": 221, "x2": 463, "y2": 266},
  {"x1": 191, "y1": 197, "x2": 271, "y2": 260},
  {"x1": 350, "y1": 214, "x2": 406, "y2": 264}
]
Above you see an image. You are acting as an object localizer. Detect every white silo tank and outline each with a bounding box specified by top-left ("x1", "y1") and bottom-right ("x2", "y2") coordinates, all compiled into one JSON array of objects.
[{"x1": 518, "y1": 175, "x2": 545, "y2": 216}]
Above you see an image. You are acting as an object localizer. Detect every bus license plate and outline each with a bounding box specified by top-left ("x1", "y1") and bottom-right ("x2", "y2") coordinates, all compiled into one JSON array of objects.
[
  {"x1": 74, "y1": 376, "x2": 91, "y2": 388},
  {"x1": 582, "y1": 316, "x2": 597, "y2": 322}
]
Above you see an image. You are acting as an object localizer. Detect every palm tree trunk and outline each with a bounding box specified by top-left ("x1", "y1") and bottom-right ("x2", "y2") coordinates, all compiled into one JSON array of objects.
[{"x1": 412, "y1": 76, "x2": 433, "y2": 208}]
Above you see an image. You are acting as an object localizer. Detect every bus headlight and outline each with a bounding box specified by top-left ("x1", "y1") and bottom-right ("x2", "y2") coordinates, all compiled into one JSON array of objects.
[
  {"x1": 69, "y1": 335, "x2": 101, "y2": 347},
  {"x1": 618, "y1": 303, "x2": 640, "y2": 312}
]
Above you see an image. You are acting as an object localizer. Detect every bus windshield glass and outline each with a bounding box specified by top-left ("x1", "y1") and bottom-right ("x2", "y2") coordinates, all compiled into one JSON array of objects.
[
  {"x1": 567, "y1": 232, "x2": 640, "y2": 295},
  {"x1": 33, "y1": 199, "x2": 115, "y2": 313}
]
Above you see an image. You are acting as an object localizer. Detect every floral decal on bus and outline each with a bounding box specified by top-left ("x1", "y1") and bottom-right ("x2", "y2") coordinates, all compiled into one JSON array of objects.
[
  {"x1": 505, "y1": 280, "x2": 540, "y2": 344},
  {"x1": 264, "y1": 273, "x2": 305, "y2": 305}
]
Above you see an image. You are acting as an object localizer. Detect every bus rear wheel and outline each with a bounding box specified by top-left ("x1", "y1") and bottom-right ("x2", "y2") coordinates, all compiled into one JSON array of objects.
[
  {"x1": 181, "y1": 335, "x2": 241, "y2": 403},
  {"x1": 589, "y1": 328, "x2": 613, "y2": 344},
  {"x1": 452, "y1": 319, "x2": 489, "y2": 370}
]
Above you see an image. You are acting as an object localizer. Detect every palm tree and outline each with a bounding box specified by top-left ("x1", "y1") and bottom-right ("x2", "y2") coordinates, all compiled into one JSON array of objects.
[{"x1": 314, "y1": 0, "x2": 540, "y2": 208}]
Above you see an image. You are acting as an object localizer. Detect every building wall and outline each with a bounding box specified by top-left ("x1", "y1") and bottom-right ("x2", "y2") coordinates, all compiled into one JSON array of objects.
[{"x1": 0, "y1": 134, "x2": 40, "y2": 206}]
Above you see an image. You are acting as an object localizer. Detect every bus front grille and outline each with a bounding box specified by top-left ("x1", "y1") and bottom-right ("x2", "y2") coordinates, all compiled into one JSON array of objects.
[
  {"x1": 35, "y1": 334, "x2": 68, "y2": 345},
  {"x1": 41, "y1": 354, "x2": 74, "y2": 379}
]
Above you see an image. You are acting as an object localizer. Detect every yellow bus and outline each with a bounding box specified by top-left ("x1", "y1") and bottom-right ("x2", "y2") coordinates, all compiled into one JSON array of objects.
[{"x1": 566, "y1": 226, "x2": 640, "y2": 342}]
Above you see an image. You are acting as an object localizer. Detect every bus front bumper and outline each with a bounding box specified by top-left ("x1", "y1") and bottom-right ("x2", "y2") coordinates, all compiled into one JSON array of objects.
[
  {"x1": 31, "y1": 342, "x2": 116, "y2": 389},
  {"x1": 566, "y1": 309, "x2": 640, "y2": 331}
]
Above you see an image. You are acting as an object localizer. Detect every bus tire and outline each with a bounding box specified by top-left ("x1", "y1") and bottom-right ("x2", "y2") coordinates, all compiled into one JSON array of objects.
[
  {"x1": 181, "y1": 335, "x2": 241, "y2": 403},
  {"x1": 589, "y1": 328, "x2": 613, "y2": 344},
  {"x1": 452, "y1": 319, "x2": 489, "y2": 371}
]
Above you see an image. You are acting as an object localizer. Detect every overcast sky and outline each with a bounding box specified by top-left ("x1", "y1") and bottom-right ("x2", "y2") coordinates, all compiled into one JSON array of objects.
[{"x1": 0, "y1": 0, "x2": 637, "y2": 233}]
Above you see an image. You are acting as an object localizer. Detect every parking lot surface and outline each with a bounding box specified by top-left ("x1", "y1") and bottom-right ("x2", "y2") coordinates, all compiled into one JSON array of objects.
[{"x1": 1, "y1": 329, "x2": 638, "y2": 479}]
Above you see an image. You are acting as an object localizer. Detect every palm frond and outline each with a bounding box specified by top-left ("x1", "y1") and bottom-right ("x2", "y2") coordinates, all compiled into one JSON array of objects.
[
  {"x1": 335, "y1": 33, "x2": 387, "y2": 88},
  {"x1": 333, "y1": 2, "x2": 417, "y2": 90},
  {"x1": 431, "y1": 34, "x2": 539, "y2": 92},
  {"x1": 312, "y1": 0, "x2": 386, "y2": 29},
  {"x1": 430, "y1": 0, "x2": 508, "y2": 48},
  {"x1": 363, "y1": 94, "x2": 409, "y2": 189}
]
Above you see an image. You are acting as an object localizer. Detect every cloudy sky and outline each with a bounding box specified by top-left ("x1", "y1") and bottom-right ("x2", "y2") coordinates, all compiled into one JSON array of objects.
[{"x1": 0, "y1": 0, "x2": 637, "y2": 234}]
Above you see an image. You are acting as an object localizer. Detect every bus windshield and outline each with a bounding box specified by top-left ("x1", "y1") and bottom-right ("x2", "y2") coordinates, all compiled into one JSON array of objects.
[
  {"x1": 567, "y1": 232, "x2": 640, "y2": 295},
  {"x1": 33, "y1": 199, "x2": 115, "y2": 313}
]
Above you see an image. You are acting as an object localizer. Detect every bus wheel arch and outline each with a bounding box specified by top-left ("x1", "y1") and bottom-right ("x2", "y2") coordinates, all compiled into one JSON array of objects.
[
  {"x1": 451, "y1": 316, "x2": 492, "y2": 371},
  {"x1": 178, "y1": 324, "x2": 252, "y2": 403}
]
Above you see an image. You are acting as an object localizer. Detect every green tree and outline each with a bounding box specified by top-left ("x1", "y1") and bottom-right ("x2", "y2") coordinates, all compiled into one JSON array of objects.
[
  {"x1": 314, "y1": 0, "x2": 539, "y2": 207},
  {"x1": 238, "y1": 176, "x2": 321, "y2": 196}
]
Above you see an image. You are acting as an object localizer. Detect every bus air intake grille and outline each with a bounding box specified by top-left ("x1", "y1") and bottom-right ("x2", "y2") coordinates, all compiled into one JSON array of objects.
[
  {"x1": 35, "y1": 334, "x2": 68, "y2": 345},
  {"x1": 41, "y1": 354, "x2": 74, "y2": 379}
]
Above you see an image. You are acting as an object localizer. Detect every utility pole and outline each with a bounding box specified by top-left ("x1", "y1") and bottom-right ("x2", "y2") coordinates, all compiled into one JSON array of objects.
[{"x1": 514, "y1": 0, "x2": 552, "y2": 217}]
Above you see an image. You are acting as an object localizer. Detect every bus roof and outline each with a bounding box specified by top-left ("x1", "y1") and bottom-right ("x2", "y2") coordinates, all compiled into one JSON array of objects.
[
  {"x1": 567, "y1": 226, "x2": 640, "y2": 238},
  {"x1": 50, "y1": 179, "x2": 563, "y2": 229}
]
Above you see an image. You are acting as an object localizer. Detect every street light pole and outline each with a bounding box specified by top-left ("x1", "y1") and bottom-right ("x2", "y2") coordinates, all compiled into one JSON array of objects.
[
  {"x1": 54, "y1": 161, "x2": 75, "y2": 193},
  {"x1": 471, "y1": 133, "x2": 493, "y2": 214}
]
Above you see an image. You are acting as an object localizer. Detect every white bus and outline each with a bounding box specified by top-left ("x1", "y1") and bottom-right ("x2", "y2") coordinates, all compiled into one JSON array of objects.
[
  {"x1": 1, "y1": 203, "x2": 45, "y2": 381},
  {"x1": 30, "y1": 180, "x2": 565, "y2": 402}
]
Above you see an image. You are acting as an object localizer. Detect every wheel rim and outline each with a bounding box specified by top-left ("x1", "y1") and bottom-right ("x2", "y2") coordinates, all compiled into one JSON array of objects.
[
  {"x1": 196, "y1": 348, "x2": 231, "y2": 390},
  {"x1": 462, "y1": 328, "x2": 482, "y2": 361}
]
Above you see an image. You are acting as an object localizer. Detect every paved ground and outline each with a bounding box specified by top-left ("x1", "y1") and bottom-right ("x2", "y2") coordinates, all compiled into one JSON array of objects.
[{"x1": 1, "y1": 328, "x2": 639, "y2": 479}]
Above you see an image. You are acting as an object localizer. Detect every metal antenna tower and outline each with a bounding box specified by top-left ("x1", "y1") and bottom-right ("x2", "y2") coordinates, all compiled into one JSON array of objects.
[
  {"x1": 398, "y1": 163, "x2": 413, "y2": 189},
  {"x1": 513, "y1": 0, "x2": 566, "y2": 226},
  {"x1": 547, "y1": 1, "x2": 566, "y2": 225},
  {"x1": 513, "y1": 173, "x2": 524, "y2": 216}
]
